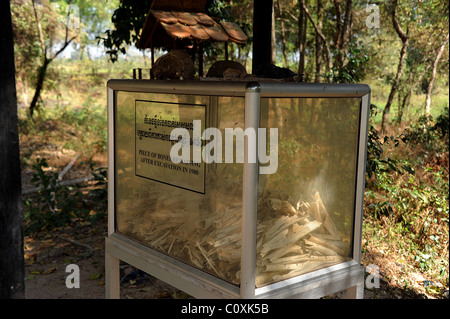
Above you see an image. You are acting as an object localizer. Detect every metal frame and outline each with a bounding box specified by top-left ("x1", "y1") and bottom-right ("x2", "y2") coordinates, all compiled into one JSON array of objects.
[{"x1": 106, "y1": 80, "x2": 371, "y2": 299}]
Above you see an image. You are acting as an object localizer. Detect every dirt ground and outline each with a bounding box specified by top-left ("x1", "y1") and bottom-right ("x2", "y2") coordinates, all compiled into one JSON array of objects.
[
  {"x1": 20, "y1": 154, "x2": 446, "y2": 300},
  {"x1": 21, "y1": 155, "x2": 184, "y2": 300},
  {"x1": 23, "y1": 212, "x2": 438, "y2": 300},
  {"x1": 23, "y1": 221, "x2": 187, "y2": 299}
]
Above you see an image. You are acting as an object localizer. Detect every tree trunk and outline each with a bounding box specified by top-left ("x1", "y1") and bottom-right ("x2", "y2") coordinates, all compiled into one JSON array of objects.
[
  {"x1": 271, "y1": 5, "x2": 276, "y2": 64},
  {"x1": 0, "y1": 1, "x2": 25, "y2": 299},
  {"x1": 29, "y1": 57, "x2": 50, "y2": 117},
  {"x1": 275, "y1": 0, "x2": 289, "y2": 67},
  {"x1": 425, "y1": 33, "x2": 449, "y2": 115},
  {"x1": 381, "y1": 39, "x2": 408, "y2": 132},
  {"x1": 339, "y1": 0, "x2": 353, "y2": 66},
  {"x1": 300, "y1": 0, "x2": 332, "y2": 75},
  {"x1": 397, "y1": 64, "x2": 430, "y2": 123},
  {"x1": 332, "y1": 0, "x2": 342, "y2": 49},
  {"x1": 314, "y1": 0, "x2": 324, "y2": 82},
  {"x1": 332, "y1": 0, "x2": 353, "y2": 68},
  {"x1": 298, "y1": 0, "x2": 307, "y2": 76},
  {"x1": 397, "y1": 68, "x2": 414, "y2": 123},
  {"x1": 381, "y1": 0, "x2": 408, "y2": 133},
  {"x1": 29, "y1": 0, "x2": 76, "y2": 117}
]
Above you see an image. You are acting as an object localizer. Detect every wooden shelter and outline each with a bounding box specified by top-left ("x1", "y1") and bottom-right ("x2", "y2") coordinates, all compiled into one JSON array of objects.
[{"x1": 137, "y1": 0, "x2": 248, "y2": 77}]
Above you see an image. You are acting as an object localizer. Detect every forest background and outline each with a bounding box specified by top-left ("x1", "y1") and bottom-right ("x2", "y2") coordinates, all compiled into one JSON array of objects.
[{"x1": 10, "y1": 0, "x2": 449, "y2": 299}]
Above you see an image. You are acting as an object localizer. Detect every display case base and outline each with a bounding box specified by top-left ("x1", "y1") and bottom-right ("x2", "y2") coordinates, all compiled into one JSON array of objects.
[{"x1": 105, "y1": 233, "x2": 364, "y2": 299}]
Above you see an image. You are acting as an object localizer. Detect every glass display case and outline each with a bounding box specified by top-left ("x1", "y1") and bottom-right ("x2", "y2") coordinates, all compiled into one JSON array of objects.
[{"x1": 105, "y1": 79, "x2": 370, "y2": 298}]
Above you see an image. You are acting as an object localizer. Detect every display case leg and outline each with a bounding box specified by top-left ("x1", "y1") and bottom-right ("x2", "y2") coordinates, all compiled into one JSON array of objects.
[
  {"x1": 105, "y1": 249, "x2": 120, "y2": 299},
  {"x1": 343, "y1": 282, "x2": 364, "y2": 299}
]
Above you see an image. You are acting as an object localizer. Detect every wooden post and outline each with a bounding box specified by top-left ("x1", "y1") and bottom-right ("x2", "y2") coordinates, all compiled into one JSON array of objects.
[
  {"x1": 343, "y1": 282, "x2": 364, "y2": 299},
  {"x1": 105, "y1": 244, "x2": 120, "y2": 299},
  {"x1": 225, "y1": 42, "x2": 229, "y2": 61},
  {"x1": 198, "y1": 41, "x2": 204, "y2": 77},
  {"x1": 252, "y1": 0, "x2": 273, "y2": 73},
  {"x1": 151, "y1": 45, "x2": 155, "y2": 79},
  {"x1": 0, "y1": 1, "x2": 25, "y2": 298}
]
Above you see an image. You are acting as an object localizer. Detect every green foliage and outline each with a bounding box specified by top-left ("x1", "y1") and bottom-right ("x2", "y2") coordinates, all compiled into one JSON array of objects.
[
  {"x1": 11, "y1": 0, "x2": 41, "y2": 84},
  {"x1": 405, "y1": 107, "x2": 449, "y2": 151},
  {"x1": 86, "y1": 161, "x2": 108, "y2": 212},
  {"x1": 364, "y1": 105, "x2": 449, "y2": 283},
  {"x1": 76, "y1": 0, "x2": 119, "y2": 45},
  {"x1": 23, "y1": 158, "x2": 84, "y2": 234},
  {"x1": 99, "y1": 0, "x2": 153, "y2": 62},
  {"x1": 326, "y1": 46, "x2": 371, "y2": 83},
  {"x1": 365, "y1": 104, "x2": 411, "y2": 182},
  {"x1": 23, "y1": 158, "x2": 108, "y2": 235},
  {"x1": 365, "y1": 163, "x2": 448, "y2": 278},
  {"x1": 59, "y1": 97, "x2": 107, "y2": 153},
  {"x1": 100, "y1": 0, "x2": 252, "y2": 64},
  {"x1": 12, "y1": 0, "x2": 449, "y2": 295}
]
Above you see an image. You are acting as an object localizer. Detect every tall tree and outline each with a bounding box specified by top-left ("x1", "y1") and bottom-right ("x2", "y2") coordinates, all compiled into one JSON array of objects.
[
  {"x1": 300, "y1": 0, "x2": 331, "y2": 72},
  {"x1": 383, "y1": 0, "x2": 449, "y2": 124},
  {"x1": 75, "y1": 0, "x2": 119, "y2": 60},
  {"x1": 424, "y1": 32, "x2": 449, "y2": 115},
  {"x1": 297, "y1": 0, "x2": 307, "y2": 76},
  {"x1": 28, "y1": 0, "x2": 77, "y2": 117},
  {"x1": 381, "y1": 0, "x2": 409, "y2": 133},
  {"x1": 332, "y1": 0, "x2": 353, "y2": 67},
  {"x1": 100, "y1": 0, "x2": 154, "y2": 62},
  {"x1": 275, "y1": 0, "x2": 289, "y2": 67},
  {"x1": 397, "y1": 61, "x2": 430, "y2": 123},
  {"x1": 271, "y1": 2, "x2": 276, "y2": 64},
  {"x1": 314, "y1": 0, "x2": 324, "y2": 82},
  {"x1": 0, "y1": 0, "x2": 24, "y2": 299},
  {"x1": 11, "y1": 0, "x2": 41, "y2": 107},
  {"x1": 300, "y1": 0, "x2": 353, "y2": 79}
]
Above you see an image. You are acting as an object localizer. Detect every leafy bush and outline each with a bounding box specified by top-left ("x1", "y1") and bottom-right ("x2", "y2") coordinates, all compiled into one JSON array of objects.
[
  {"x1": 23, "y1": 158, "x2": 85, "y2": 234},
  {"x1": 365, "y1": 104, "x2": 411, "y2": 182},
  {"x1": 326, "y1": 46, "x2": 370, "y2": 83},
  {"x1": 405, "y1": 107, "x2": 449, "y2": 151},
  {"x1": 364, "y1": 108, "x2": 449, "y2": 284},
  {"x1": 23, "y1": 158, "x2": 109, "y2": 235}
]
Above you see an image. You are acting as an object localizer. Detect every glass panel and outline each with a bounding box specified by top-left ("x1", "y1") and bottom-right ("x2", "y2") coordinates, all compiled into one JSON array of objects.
[
  {"x1": 255, "y1": 97, "x2": 361, "y2": 287},
  {"x1": 114, "y1": 92, "x2": 244, "y2": 285}
]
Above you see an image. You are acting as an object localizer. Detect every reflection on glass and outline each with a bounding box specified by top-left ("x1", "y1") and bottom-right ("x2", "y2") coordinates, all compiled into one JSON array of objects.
[
  {"x1": 115, "y1": 92, "x2": 244, "y2": 285},
  {"x1": 114, "y1": 91, "x2": 361, "y2": 288},
  {"x1": 255, "y1": 97, "x2": 361, "y2": 287}
]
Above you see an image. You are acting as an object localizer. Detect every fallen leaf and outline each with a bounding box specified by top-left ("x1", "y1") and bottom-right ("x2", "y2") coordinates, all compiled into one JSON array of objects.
[
  {"x1": 25, "y1": 254, "x2": 36, "y2": 265},
  {"x1": 44, "y1": 266, "x2": 58, "y2": 274},
  {"x1": 90, "y1": 273, "x2": 101, "y2": 280},
  {"x1": 155, "y1": 291, "x2": 171, "y2": 299},
  {"x1": 426, "y1": 285, "x2": 441, "y2": 295},
  {"x1": 25, "y1": 275, "x2": 35, "y2": 281}
]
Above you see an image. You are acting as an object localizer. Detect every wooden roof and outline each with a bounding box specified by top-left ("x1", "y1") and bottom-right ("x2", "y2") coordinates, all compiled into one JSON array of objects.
[{"x1": 137, "y1": 3, "x2": 247, "y2": 50}]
